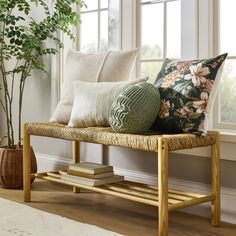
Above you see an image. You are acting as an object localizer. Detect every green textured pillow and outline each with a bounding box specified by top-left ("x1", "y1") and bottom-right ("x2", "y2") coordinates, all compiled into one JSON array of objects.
[{"x1": 109, "y1": 82, "x2": 160, "y2": 134}]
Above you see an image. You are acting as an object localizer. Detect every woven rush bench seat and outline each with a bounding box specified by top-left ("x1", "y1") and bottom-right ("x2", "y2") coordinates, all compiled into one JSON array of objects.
[
  {"x1": 25, "y1": 122, "x2": 218, "y2": 152},
  {"x1": 23, "y1": 122, "x2": 220, "y2": 236}
]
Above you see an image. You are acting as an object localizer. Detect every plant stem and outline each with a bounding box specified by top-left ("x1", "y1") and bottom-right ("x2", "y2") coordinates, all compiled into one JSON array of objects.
[
  {"x1": 0, "y1": 6, "x2": 16, "y2": 148},
  {"x1": 18, "y1": 80, "x2": 23, "y2": 145},
  {"x1": 2, "y1": 63, "x2": 15, "y2": 147},
  {"x1": 0, "y1": 14, "x2": 13, "y2": 147},
  {"x1": 18, "y1": 61, "x2": 30, "y2": 146},
  {"x1": 1, "y1": 63, "x2": 12, "y2": 147}
]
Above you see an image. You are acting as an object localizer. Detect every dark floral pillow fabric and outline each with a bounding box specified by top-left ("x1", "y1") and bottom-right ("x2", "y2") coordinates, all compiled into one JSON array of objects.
[{"x1": 152, "y1": 53, "x2": 228, "y2": 134}]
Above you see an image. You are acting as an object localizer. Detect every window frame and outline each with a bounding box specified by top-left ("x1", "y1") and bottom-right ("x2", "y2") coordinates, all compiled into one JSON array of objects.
[
  {"x1": 136, "y1": 0, "x2": 181, "y2": 80},
  {"x1": 51, "y1": 2, "x2": 111, "y2": 113},
  {"x1": 212, "y1": 0, "x2": 236, "y2": 131},
  {"x1": 78, "y1": 0, "x2": 109, "y2": 52}
]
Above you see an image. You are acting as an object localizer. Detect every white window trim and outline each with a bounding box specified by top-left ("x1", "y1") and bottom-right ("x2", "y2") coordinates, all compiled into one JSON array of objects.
[
  {"x1": 121, "y1": 0, "x2": 138, "y2": 80},
  {"x1": 192, "y1": 0, "x2": 236, "y2": 144},
  {"x1": 50, "y1": 33, "x2": 63, "y2": 115},
  {"x1": 78, "y1": 1, "x2": 109, "y2": 52},
  {"x1": 211, "y1": 0, "x2": 236, "y2": 133},
  {"x1": 78, "y1": 0, "x2": 122, "y2": 52},
  {"x1": 121, "y1": 0, "x2": 137, "y2": 50},
  {"x1": 135, "y1": 0, "x2": 182, "y2": 79},
  {"x1": 51, "y1": 6, "x2": 78, "y2": 115}
]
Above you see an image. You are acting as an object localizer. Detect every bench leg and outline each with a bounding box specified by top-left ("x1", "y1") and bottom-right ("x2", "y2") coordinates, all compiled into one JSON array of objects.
[
  {"x1": 158, "y1": 138, "x2": 169, "y2": 236},
  {"x1": 23, "y1": 124, "x2": 31, "y2": 202},
  {"x1": 72, "y1": 141, "x2": 80, "y2": 193},
  {"x1": 211, "y1": 133, "x2": 220, "y2": 226}
]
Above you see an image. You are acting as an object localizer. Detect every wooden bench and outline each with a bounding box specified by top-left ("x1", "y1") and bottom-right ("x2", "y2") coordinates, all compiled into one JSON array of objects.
[{"x1": 23, "y1": 122, "x2": 220, "y2": 236}]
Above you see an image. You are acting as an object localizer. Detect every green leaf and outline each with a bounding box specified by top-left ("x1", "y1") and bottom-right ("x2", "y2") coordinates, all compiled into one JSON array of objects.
[
  {"x1": 15, "y1": 39, "x2": 22, "y2": 45},
  {"x1": 0, "y1": 0, "x2": 86, "y2": 146},
  {"x1": 10, "y1": 38, "x2": 15, "y2": 44},
  {"x1": 16, "y1": 31, "x2": 21, "y2": 37}
]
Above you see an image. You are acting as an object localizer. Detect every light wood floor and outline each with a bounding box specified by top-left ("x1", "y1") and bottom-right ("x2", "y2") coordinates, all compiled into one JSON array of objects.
[{"x1": 0, "y1": 180, "x2": 235, "y2": 236}]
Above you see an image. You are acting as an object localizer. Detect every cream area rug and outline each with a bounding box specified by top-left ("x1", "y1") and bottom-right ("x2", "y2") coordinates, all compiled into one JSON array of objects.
[{"x1": 0, "y1": 198, "x2": 124, "y2": 236}]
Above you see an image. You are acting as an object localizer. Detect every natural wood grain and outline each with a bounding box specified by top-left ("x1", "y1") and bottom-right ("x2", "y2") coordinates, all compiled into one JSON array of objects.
[
  {"x1": 25, "y1": 122, "x2": 218, "y2": 152},
  {"x1": 101, "y1": 185, "x2": 181, "y2": 205},
  {"x1": 211, "y1": 133, "x2": 220, "y2": 226},
  {"x1": 37, "y1": 175, "x2": 160, "y2": 207},
  {"x1": 124, "y1": 181, "x2": 205, "y2": 198},
  {"x1": 22, "y1": 123, "x2": 222, "y2": 235},
  {"x1": 1, "y1": 180, "x2": 234, "y2": 236},
  {"x1": 101, "y1": 184, "x2": 160, "y2": 202},
  {"x1": 72, "y1": 141, "x2": 80, "y2": 193},
  {"x1": 46, "y1": 172, "x2": 61, "y2": 178},
  {"x1": 158, "y1": 138, "x2": 169, "y2": 236},
  {"x1": 110, "y1": 182, "x2": 192, "y2": 202},
  {"x1": 117, "y1": 182, "x2": 197, "y2": 202},
  {"x1": 23, "y1": 124, "x2": 31, "y2": 202},
  {"x1": 36, "y1": 171, "x2": 215, "y2": 210},
  {"x1": 168, "y1": 195, "x2": 214, "y2": 211}
]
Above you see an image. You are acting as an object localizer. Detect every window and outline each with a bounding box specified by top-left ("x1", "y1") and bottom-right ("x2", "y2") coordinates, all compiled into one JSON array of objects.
[
  {"x1": 80, "y1": 0, "x2": 109, "y2": 52},
  {"x1": 52, "y1": 0, "x2": 120, "y2": 112},
  {"x1": 213, "y1": 0, "x2": 236, "y2": 130},
  {"x1": 139, "y1": 0, "x2": 181, "y2": 82},
  {"x1": 79, "y1": 0, "x2": 121, "y2": 52}
]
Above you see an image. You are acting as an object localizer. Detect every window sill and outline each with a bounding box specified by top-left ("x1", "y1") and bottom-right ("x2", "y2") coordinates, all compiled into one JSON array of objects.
[{"x1": 219, "y1": 130, "x2": 236, "y2": 143}]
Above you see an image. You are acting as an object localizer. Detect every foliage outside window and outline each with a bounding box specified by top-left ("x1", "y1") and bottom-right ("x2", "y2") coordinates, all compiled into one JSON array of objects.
[
  {"x1": 215, "y1": 0, "x2": 236, "y2": 127},
  {"x1": 140, "y1": 0, "x2": 181, "y2": 82},
  {"x1": 80, "y1": 0, "x2": 108, "y2": 52}
]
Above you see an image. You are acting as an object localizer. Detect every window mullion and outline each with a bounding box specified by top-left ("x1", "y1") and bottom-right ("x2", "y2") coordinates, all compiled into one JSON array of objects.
[
  {"x1": 213, "y1": 0, "x2": 219, "y2": 55},
  {"x1": 98, "y1": 0, "x2": 101, "y2": 51},
  {"x1": 76, "y1": 4, "x2": 81, "y2": 51},
  {"x1": 213, "y1": 0, "x2": 236, "y2": 129},
  {"x1": 81, "y1": 8, "x2": 108, "y2": 14},
  {"x1": 163, "y1": 0, "x2": 167, "y2": 60},
  {"x1": 141, "y1": 59, "x2": 165, "y2": 62},
  {"x1": 142, "y1": 0, "x2": 177, "y2": 5},
  {"x1": 137, "y1": 0, "x2": 142, "y2": 78}
]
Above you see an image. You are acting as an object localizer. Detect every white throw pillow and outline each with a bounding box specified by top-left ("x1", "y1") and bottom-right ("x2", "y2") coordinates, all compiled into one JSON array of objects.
[
  {"x1": 51, "y1": 49, "x2": 138, "y2": 124},
  {"x1": 68, "y1": 79, "x2": 147, "y2": 128}
]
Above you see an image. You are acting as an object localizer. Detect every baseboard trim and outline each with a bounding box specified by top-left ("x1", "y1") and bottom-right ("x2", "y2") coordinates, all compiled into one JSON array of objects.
[{"x1": 36, "y1": 153, "x2": 236, "y2": 225}]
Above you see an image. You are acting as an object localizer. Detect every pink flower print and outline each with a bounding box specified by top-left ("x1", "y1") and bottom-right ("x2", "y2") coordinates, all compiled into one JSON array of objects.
[
  {"x1": 177, "y1": 106, "x2": 192, "y2": 118},
  {"x1": 201, "y1": 80, "x2": 213, "y2": 92},
  {"x1": 176, "y1": 61, "x2": 193, "y2": 72},
  {"x1": 193, "y1": 92, "x2": 208, "y2": 113},
  {"x1": 161, "y1": 70, "x2": 181, "y2": 89},
  {"x1": 200, "y1": 91, "x2": 208, "y2": 101},
  {"x1": 185, "y1": 63, "x2": 210, "y2": 87},
  {"x1": 159, "y1": 100, "x2": 171, "y2": 119}
]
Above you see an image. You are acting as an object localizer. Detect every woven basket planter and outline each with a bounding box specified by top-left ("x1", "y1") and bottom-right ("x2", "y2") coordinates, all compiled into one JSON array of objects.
[{"x1": 0, "y1": 147, "x2": 37, "y2": 189}]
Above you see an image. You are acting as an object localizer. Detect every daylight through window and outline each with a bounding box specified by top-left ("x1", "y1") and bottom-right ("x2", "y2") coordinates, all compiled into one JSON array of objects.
[
  {"x1": 140, "y1": 0, "x2": 181, "y2": 82},
  {"x1": 80, "y1": 0, "x2": 109, "y2": 52}
]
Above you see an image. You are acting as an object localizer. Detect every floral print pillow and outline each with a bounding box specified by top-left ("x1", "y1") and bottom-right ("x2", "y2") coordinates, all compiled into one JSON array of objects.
[{"x1": 152, "y1": 53, "x2": 228, "y2": 134}]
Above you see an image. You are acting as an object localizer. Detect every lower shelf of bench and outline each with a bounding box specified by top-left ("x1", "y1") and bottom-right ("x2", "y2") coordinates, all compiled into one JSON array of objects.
[{"x1": 34, "y1": 171, "x2": 214, "y2": 211}]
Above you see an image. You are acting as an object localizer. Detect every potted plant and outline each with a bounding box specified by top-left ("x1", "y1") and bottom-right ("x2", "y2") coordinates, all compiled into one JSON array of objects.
[{"x1": 0, "y1": 0, "x2": 85, "y2": 188}]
